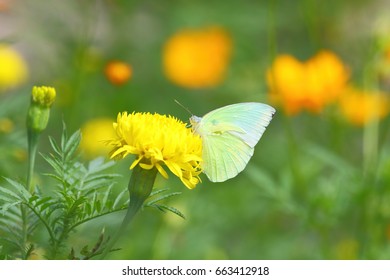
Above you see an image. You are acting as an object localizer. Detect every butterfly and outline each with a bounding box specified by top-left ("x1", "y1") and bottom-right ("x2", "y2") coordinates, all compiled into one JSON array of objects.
[{"x1": 190, "y1": 102, "x2": 275, "y2": 182}]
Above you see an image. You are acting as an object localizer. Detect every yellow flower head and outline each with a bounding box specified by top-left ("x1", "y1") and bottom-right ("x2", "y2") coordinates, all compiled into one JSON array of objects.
[
  {"x1": 31, "y1": 86, "x2": 56, "y2": 108},
  {"x1": 104, "y1": 60, "x2": 132, "y2": 86},
  {"x1": 338, "y1": 87, "x2": 389, "y2": 126},
  {"x1": 163, "y1": 26, "x2": 232, "y2": 88},
  {"x1": 107, "y1": 112, "x2": 203, "y2": 189},
  {"x1": 0, "y1": 44, "x2": 28, "y2": 92},
  {"x1": 80, "y1": 118, "x2": 117, "y2": 159},
  {"x1": 267, "y1": 50, "x2": 349, "y2": 115}
]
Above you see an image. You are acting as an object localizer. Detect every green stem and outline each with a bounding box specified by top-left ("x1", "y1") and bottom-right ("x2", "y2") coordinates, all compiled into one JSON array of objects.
[
  {"x1": 363, "y1": 119, "x2": 379, "y2": 176},
  {"x1": 27, "y1": 129, "x2": 39, "y2": 193},
  {"x1": 101, "y1": 165, "x2": 158, "y2": 259},
  {"x1": 20, "y1": 130, "x2": 40, "y2": 259}
]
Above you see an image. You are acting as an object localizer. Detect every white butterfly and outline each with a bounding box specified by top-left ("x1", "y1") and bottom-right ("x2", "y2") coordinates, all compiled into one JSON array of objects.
[{"x1": 190, "y1": 102, "x2": 275, "y2": 182}]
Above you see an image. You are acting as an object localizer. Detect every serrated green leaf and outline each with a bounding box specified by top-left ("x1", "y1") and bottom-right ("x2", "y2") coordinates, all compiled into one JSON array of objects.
[
  {"x1": 149, "y1": 188, "x2": 169, "y2": 197},
  {"x1": 41, "y1": 154, "x2": 63, "y2": 176},
  {"x1": 64, "y1": 130, "x2": 81, "y2": 160},
  {"x1": 48, "y1": 136, "x2": 62, "y2": 157},
  {"x1": 3, "y1": 178, "x2": 31, "y2": 201},
  {"x1": 39, "y1": 201, "x2": 56, "y2": 213},
  {"x1": 87, "y1": 158, "x2": 116, "y2": 174},
  {"x1": 153, "y1": 204, "x2": 185, "y2": 219},
  {"x1": 95, "y1": 199, "x2": 101, "y2": 213},
  {"x1": 84, "y1": 202, "x2": 92, "y2": 216},
  {"x1": 42, "y1": 173, "x2": 63, "y2": 183},
  {"x1": 101, "y1": 185, "x2": 113, "y2": 208},
  {"x1": 61, "y1": 121, "x2": 68, "y2": 152},
  {"x1": 34, "y1": 196, "x2": 53, "y2": 207},
  {"x1": 147, "y1": 192, "x2": 182, "y2": 205},
  {"x1": 0, "y1": 186, "x2": 22, "y2": 201},
  {"x1": 0, "y1": 202, "x2": 22, "y2": 215},
  {"x1": 28, "y1": 195, "x2": 40, "y2": 204},
  {"x1": 113, "y1": 189, "x2": 127, "y2": 209}
]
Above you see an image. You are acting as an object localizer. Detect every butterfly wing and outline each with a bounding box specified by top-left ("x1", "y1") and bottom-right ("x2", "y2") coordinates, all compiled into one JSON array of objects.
[
  {"x1": 201, "y1": 132, "x2": 255, "y2": 182},
  {"x1": 195, "y1": 102, "x2": 275, "y2": 182}
]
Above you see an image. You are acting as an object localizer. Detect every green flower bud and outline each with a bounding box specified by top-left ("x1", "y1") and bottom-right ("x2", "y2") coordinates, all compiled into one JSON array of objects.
[{"x1": 26, "y1": 86, "x2": 56, "y2": 133}]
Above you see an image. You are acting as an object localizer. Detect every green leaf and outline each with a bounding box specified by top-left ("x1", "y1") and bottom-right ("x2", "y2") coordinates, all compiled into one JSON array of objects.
[
  {"x1": 146, "y1": 191, "x2": 182, "y2": 205},
  {"x1": 87, "y1": 158, "x2": 116, "y2": 174},
  {"x1": 149, "y1": 188, "x2": 169, "y2": 197},
  {"x1": 112, "y1": 189, "x2": 128, "y2": 209},
  {"x1": 33, "y1": 196, "x2": 53, "y2": 208},
  {"x1": 153, "y1": 204, "x2": 185, "y2": 219},
  {"x1": 48, "y1": 136, "x2": 61, "y2": 157},
  {"x1": 0, "y1": 186, "x2": 22, "y2": 202},
  {"x1": 60, "y1": 121, "x2": 68, "y2": 152},
  {"x1": 0, "y1": 202, "x2": 22, "y2": 215},
  {"x1": 3, "y1": 178, "x2": 31, "y2": 201},
  {"x1": 64, "y1": 130, "x2": 81, "y2": 160}
]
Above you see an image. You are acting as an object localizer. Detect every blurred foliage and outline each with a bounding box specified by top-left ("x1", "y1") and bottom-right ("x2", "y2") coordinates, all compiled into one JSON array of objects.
[{"x1": 1, "y1": 0, "x2": 390, "y2": 259}]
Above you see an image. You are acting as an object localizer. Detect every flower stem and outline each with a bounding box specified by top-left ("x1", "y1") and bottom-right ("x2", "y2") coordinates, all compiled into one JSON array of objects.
[
  {"x1": 101, "y1": 165, "x2": 158, "y2": 259},
  {"x1": 27, "y1": 129, "x2": 39, "y2": 193},
  {"x1": 20, "y1": 129, "x2": 40, "y2": 259},
  {"x1": 363, "y1": 113, "x2": 379, "y2": 177}
]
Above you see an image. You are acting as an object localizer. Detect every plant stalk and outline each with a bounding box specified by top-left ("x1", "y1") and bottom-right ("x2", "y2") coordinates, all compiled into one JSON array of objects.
[{"x1": 101, "y1": 165, "x2": 157, "y2": 259}]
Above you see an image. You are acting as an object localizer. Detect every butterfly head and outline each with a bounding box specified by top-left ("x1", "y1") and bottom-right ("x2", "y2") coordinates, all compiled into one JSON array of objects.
[{"x1": 190, "y1": 115, "x2": 202, "y2": 134}]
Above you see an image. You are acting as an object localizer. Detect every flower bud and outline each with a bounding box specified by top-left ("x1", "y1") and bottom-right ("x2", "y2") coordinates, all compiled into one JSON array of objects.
[{"x1": 26, "y1": 86, "x2": 56, "y2": 133}]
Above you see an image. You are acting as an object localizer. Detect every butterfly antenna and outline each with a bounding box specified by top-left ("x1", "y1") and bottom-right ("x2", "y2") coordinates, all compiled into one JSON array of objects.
[{"x1": 174, "y1": 99, "x2": 193, "y2": 115}]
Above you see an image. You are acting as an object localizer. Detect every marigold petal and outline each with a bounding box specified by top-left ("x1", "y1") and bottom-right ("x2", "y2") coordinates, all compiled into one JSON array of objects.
[
  {"x1": 130, "y1": 156, "x2": 143, "y2": 169},
  {"x1": 155, "y1": 163, "x2": 169, "y2": 179},
  {"x1": 106, "y1": 111, "x2": 203, "y2": 188}
]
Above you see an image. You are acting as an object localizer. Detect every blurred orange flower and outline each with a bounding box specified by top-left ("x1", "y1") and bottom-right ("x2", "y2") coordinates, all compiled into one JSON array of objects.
[
  {"x1": 0, "y1": 44, "x2": 29, "y2": 92},
  {"x1": 0, "y1": 0, "x2": 10, "y2": 12},
  {"x1": 267, "y1": 50, "x2": 349, "y2": 115},
  {"x1": 338, "y1": 87, "x2": 389, "y2": 126},
  {"x1": 80, "y1": 118, "x2": 116, "y2": 159},
  {"x1": 163, "y1": 26, "x2": 232, "y2": 88},
  {"x1": 104, "y1": 60, "x2": 132, "y2": 85}
]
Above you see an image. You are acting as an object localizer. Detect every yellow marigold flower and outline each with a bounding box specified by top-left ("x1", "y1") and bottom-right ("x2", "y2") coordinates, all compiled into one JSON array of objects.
[
  {"x1": 338, "y1": 87, "x2": 389, "y2": 126},
  {"x1": 0, "y1": 44, "x2": 28, "y2": 92},
  {"x1": 267, "y1": 50, "x2": 349, "y2": 115},
  {"x1": 107, "y1": 112, "x2": 203, "y2": 189},
  {"x1": 80, "y1": 118, "x2": 116, "y2": 159},
  {"x1": 163, "y1": 26, "x2": 232, "y2": 88},
  {"x1": 104, "y1": 60, "x2": 132, "y2": 85}
]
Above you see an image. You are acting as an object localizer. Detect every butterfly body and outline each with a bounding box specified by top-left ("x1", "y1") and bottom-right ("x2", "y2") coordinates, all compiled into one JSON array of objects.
[{"x1": 190, "y1": 102, "x2": 275, "y2": 182}]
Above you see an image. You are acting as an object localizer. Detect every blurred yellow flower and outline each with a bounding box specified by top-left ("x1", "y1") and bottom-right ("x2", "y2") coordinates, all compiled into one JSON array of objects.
[
  {"x1": 0, "y1": 118, "x2": 14, "y2": 133},
  {"x1": 163, "y1": 26, "x2": 232, "y2": 88},
  {"x1": 107, "y1": 112, "x2": 202, "y2": 189},
  {"x1": 267, "y1": 50, "x2": 349, "y2": 115},
  {"x1": 0, "y1": 44, "x2": 28, "y2": 92},
  {"x1": 338, "y1": 87, "x2": 389, "y2": 126},
  {"x1": 334, "y1": 238, "x2": 359, "y2": 260},
  {"x1": 13, "y1": 148, "x2": 27, "y2": 162},
  {"x1": 104, "y1": 60, "x2": 132, "y2": 85},
  {"x1": 80, "y1": 118, "x2": 117, "y2": 159}
]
